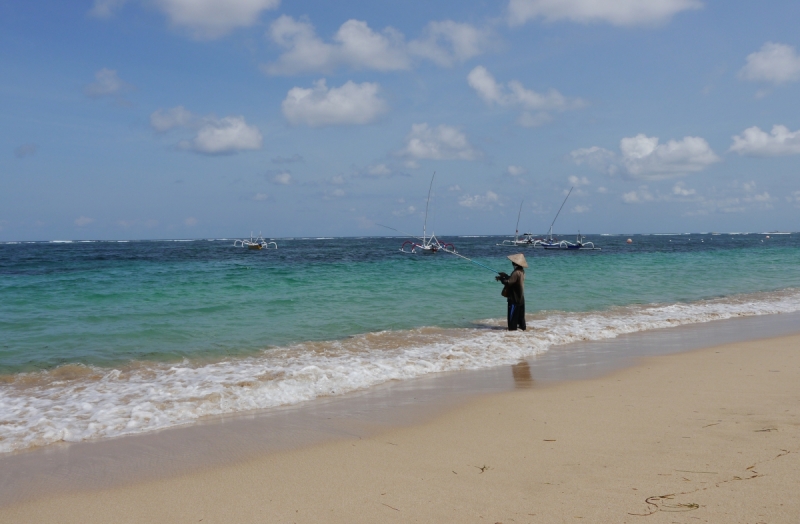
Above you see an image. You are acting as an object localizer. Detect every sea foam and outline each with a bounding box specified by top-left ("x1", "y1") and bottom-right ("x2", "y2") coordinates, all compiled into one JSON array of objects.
[{"x1": 1, "y1": 289, "x2": 799, "y2": 453}]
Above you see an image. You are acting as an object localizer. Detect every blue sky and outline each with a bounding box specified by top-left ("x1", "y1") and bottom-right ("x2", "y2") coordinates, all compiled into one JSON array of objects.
[{"x1": 2, "y1": 0, "x2": 799, "y2": 240}]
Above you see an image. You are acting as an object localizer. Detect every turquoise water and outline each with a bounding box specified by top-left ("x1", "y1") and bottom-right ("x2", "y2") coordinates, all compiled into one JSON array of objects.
[
  {"x1": 2, "y1": 234, "x2": 798, "y2": 373},
  {"x1": 1, "y1": 233, "x2": 799, "y2": 452}
]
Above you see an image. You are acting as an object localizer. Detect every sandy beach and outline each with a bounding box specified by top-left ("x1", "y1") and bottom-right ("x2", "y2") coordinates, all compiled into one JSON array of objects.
[{"x1": 2, "y1": 332, "x2": 798, "y2": 523}]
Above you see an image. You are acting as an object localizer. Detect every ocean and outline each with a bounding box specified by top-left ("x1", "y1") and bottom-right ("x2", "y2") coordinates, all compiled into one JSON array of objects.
[{"x1": 1, "y1": 233, "x2": 799, "y2": 453}]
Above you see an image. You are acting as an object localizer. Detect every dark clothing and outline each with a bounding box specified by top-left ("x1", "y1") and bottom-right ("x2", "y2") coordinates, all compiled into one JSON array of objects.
[
  {"x1": 507, "y1": 302, "x2": 526, "y2": 331},
  {"x1": 499, "y1": 266, "x2": 526, "y2": 331},
  {"x1": 500, "y1": 267, "x2": 525, "y2": 305}
]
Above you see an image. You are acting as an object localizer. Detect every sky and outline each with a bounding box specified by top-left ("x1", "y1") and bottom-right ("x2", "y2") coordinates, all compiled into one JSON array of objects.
[{"x1": 1, "y1": 0, "x2": 799, "y2": 240}]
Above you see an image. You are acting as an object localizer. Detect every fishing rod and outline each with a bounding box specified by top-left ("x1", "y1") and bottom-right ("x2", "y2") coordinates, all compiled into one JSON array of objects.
[
  {"x1": 441, "y1": 248, "x2": 502, "y2": 275},
  {"x1": 376, "y1": 223, "x2": 426, "y2": 243}
]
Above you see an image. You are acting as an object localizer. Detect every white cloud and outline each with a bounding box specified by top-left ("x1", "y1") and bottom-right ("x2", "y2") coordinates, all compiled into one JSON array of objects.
[
  {"x1": 85, "y1": 68, "x2": 130, "y2": 98},
  {"x1": 165, "y1": 0, "x2": 280, "y2": 39},
  {"x1": 570, "y1": 146, "x2": 618, "y2": 175},
  {"x1": 729, "y1": 125, "x2": 800, "y2": 156},
  {"x1": 788, "y1": 191, "x2": 800, "y2": 205},
  {"x1": 568, "y1": 175, "x2": 590, "y2": 186},
  {"x1": 571, "y1": 205, "x2": 589, "y2": 213},
  {"x1": 459, "y1": 191, "x2": 499, "y2": 210},
  {"x1": 408, "y1": 20, "x2": 492, "y2": 67},
  {"x1": 75, "y1": 216, "x2": 95, "y2": 227},
  {"x1": 282, "y1": 79, "x2": 387, "y2": 127},
  {"x1": 507, "y1": 165, "x2": 526, "y2": 176},
  {"x1": 368, "y1": 164, "x2": 391, "y2": 176},
  {"x1": 468, "y1": 66, "x2": 584, "y2": 127},
  {"x1": 622, "y1": 187, "x2": 654, "y2": 204},
  {"x1": 253, "y1": 193, "x2": 268, "y2": 201},
  {"x1": 507, "y1": 0, "x2": 702, "y2": 27},
  {"x1": 264, "y1": 16, "x2": 489, "y2": 75},
  {"x1": 184, "y1": 116, "x2": 262, "y2": 154},
  {"x1": 672, "y1": 182, "x2": 696, "y2": 196},
  {"x1": 401, "y1": 123, "x2": 478, "y2": 161},
  {"x1": 468, "y1": 66, "x2": 584, "y2": 111},
  {"x1": 739, "y1": 43, "x2": 800, "y2": 85},
  {"x1": 272, "y1": 172, "x2": 292, "y2": 185},
  {"x1": 572, "y1": 134, "x2": 719, "y2": 180},
  {"x1": 150, "y1": 106, "x2": 194, "y2": 132}
]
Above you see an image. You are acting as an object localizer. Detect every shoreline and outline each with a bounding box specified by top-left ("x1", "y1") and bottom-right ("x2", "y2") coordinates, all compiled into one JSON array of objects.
[{"x1": 1, "y1": 312, "x2": 799, "y2": 521}]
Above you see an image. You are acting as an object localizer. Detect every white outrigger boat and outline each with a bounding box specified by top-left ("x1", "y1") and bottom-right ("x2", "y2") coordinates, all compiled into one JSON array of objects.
[
  {"x1": 233, "y1": 232, "x2": 277, "y2": 250},
  {"x1": 498, "y1": 201, "x2": 539, "y2": 247},
  {"x1": 396, "y1": 173, "x2": 456, "y2": 255}
]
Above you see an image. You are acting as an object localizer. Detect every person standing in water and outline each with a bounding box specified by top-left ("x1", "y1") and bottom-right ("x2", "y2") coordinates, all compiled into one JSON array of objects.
[{"x1": 496, "y1": 253, "x2": 527, "y2": 331}]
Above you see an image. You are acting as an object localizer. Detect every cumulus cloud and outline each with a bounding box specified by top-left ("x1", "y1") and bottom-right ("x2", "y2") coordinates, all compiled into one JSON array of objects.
[
  {"x1": 739, "y1": 43, "x2": 800, "y2": 85},
  {"x1": 282, "y1": 79, "x2": 387, "y2": 127},
  {"x1": 253, "y1": 193, "x2": 269, "y2": 201},
  {"x1": 14, "y1": 144, "x2": 38, "y2": 158},
  {"x1": 468, "y1": 66, "x2": 584, "y2": 126},
  {"x1": 619, "y1": 134, "x2": 719, "y2": 179},
  {"x1": 507, "y1": 0, "x2": 702, "y2": 27},
  {"x1": 75, "y1": 216, "x2": 95, "y2": 227},
  {"x1": 263, "y1": 16, "x2": 489, "y2": 75},
  {"x1": 92, "y1": 0, "x2": 281, "y2": 38},
  {"x1": 507, "y1": 165, "x2": 526, "y2": 176},
  {"x1": 150, "y1": 106, "x2": 194, "y2": 132},
  {"x1": 183, "y1": 116, "x2": 262, "y2": 154},
  {"x1": 400, "y1": 123, "x2": 478, "y2": 161},
  {"x1": 85, "y1": 68, "x2": 131, "y2": 99},
  {"x1": 729, "y1": 125, "x2": 800, "y2": 156},
  {"x1": 571, "y1": 134, "x2": 719, "y2": 180},
  {"x1": 571, "y1": 205, "x2": 589, "y2": 213},
  {"x1": 459, "y1": 191, "x2": 499, "y2": 210}
]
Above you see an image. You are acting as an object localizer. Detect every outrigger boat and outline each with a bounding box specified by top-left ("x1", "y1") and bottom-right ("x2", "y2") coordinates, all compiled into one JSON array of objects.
[
  {"x1": 498, "y1": 201, "x2": 538, "y2": 247},
  {"x1": 392, "y1": 173, "x2": 456, "y2": 254},
  {"x1": 499, "y1": 188, "x2": 600, "y2": 250},
  {"x1": 233, "y1": 232, "x2": 277, "y2": 250}
]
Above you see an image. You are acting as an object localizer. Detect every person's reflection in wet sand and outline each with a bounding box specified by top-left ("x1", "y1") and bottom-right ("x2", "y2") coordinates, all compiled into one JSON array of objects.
[{"x1": 511, "y1": 361, "x2": 534, "y2": 388}]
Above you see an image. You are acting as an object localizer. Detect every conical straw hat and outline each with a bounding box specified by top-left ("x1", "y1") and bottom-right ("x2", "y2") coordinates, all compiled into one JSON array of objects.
[{"x1": 507, "y1": 253, "x2": 528, "y2": 268}]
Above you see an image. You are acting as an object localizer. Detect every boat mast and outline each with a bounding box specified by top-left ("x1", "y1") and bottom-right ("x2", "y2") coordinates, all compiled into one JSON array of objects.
[
  {"x1": 548, "y1": 187, "x2": 573, "y2": 241},
  {"x1": 423, "y1": 172, "x2": 435, "y2": 245},
  {"x1": 514, "y1": 200, "x2": 523, "y2": 242}
]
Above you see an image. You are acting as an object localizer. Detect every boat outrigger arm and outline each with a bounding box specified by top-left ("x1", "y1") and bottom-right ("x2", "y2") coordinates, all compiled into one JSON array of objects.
[{"x1": 233, "y1": 232, "x2": 277, "y2": 250}]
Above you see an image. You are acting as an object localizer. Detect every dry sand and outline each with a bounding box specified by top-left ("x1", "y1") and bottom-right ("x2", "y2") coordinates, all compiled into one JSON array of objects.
[{"x1": 2, "y1": 334, "x2": 798, "y2": 523}]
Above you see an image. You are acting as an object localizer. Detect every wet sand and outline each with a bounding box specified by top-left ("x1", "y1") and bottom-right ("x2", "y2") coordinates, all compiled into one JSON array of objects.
[{"x1": 1, "y1": 320, "x2": 798, "y2": 522}]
